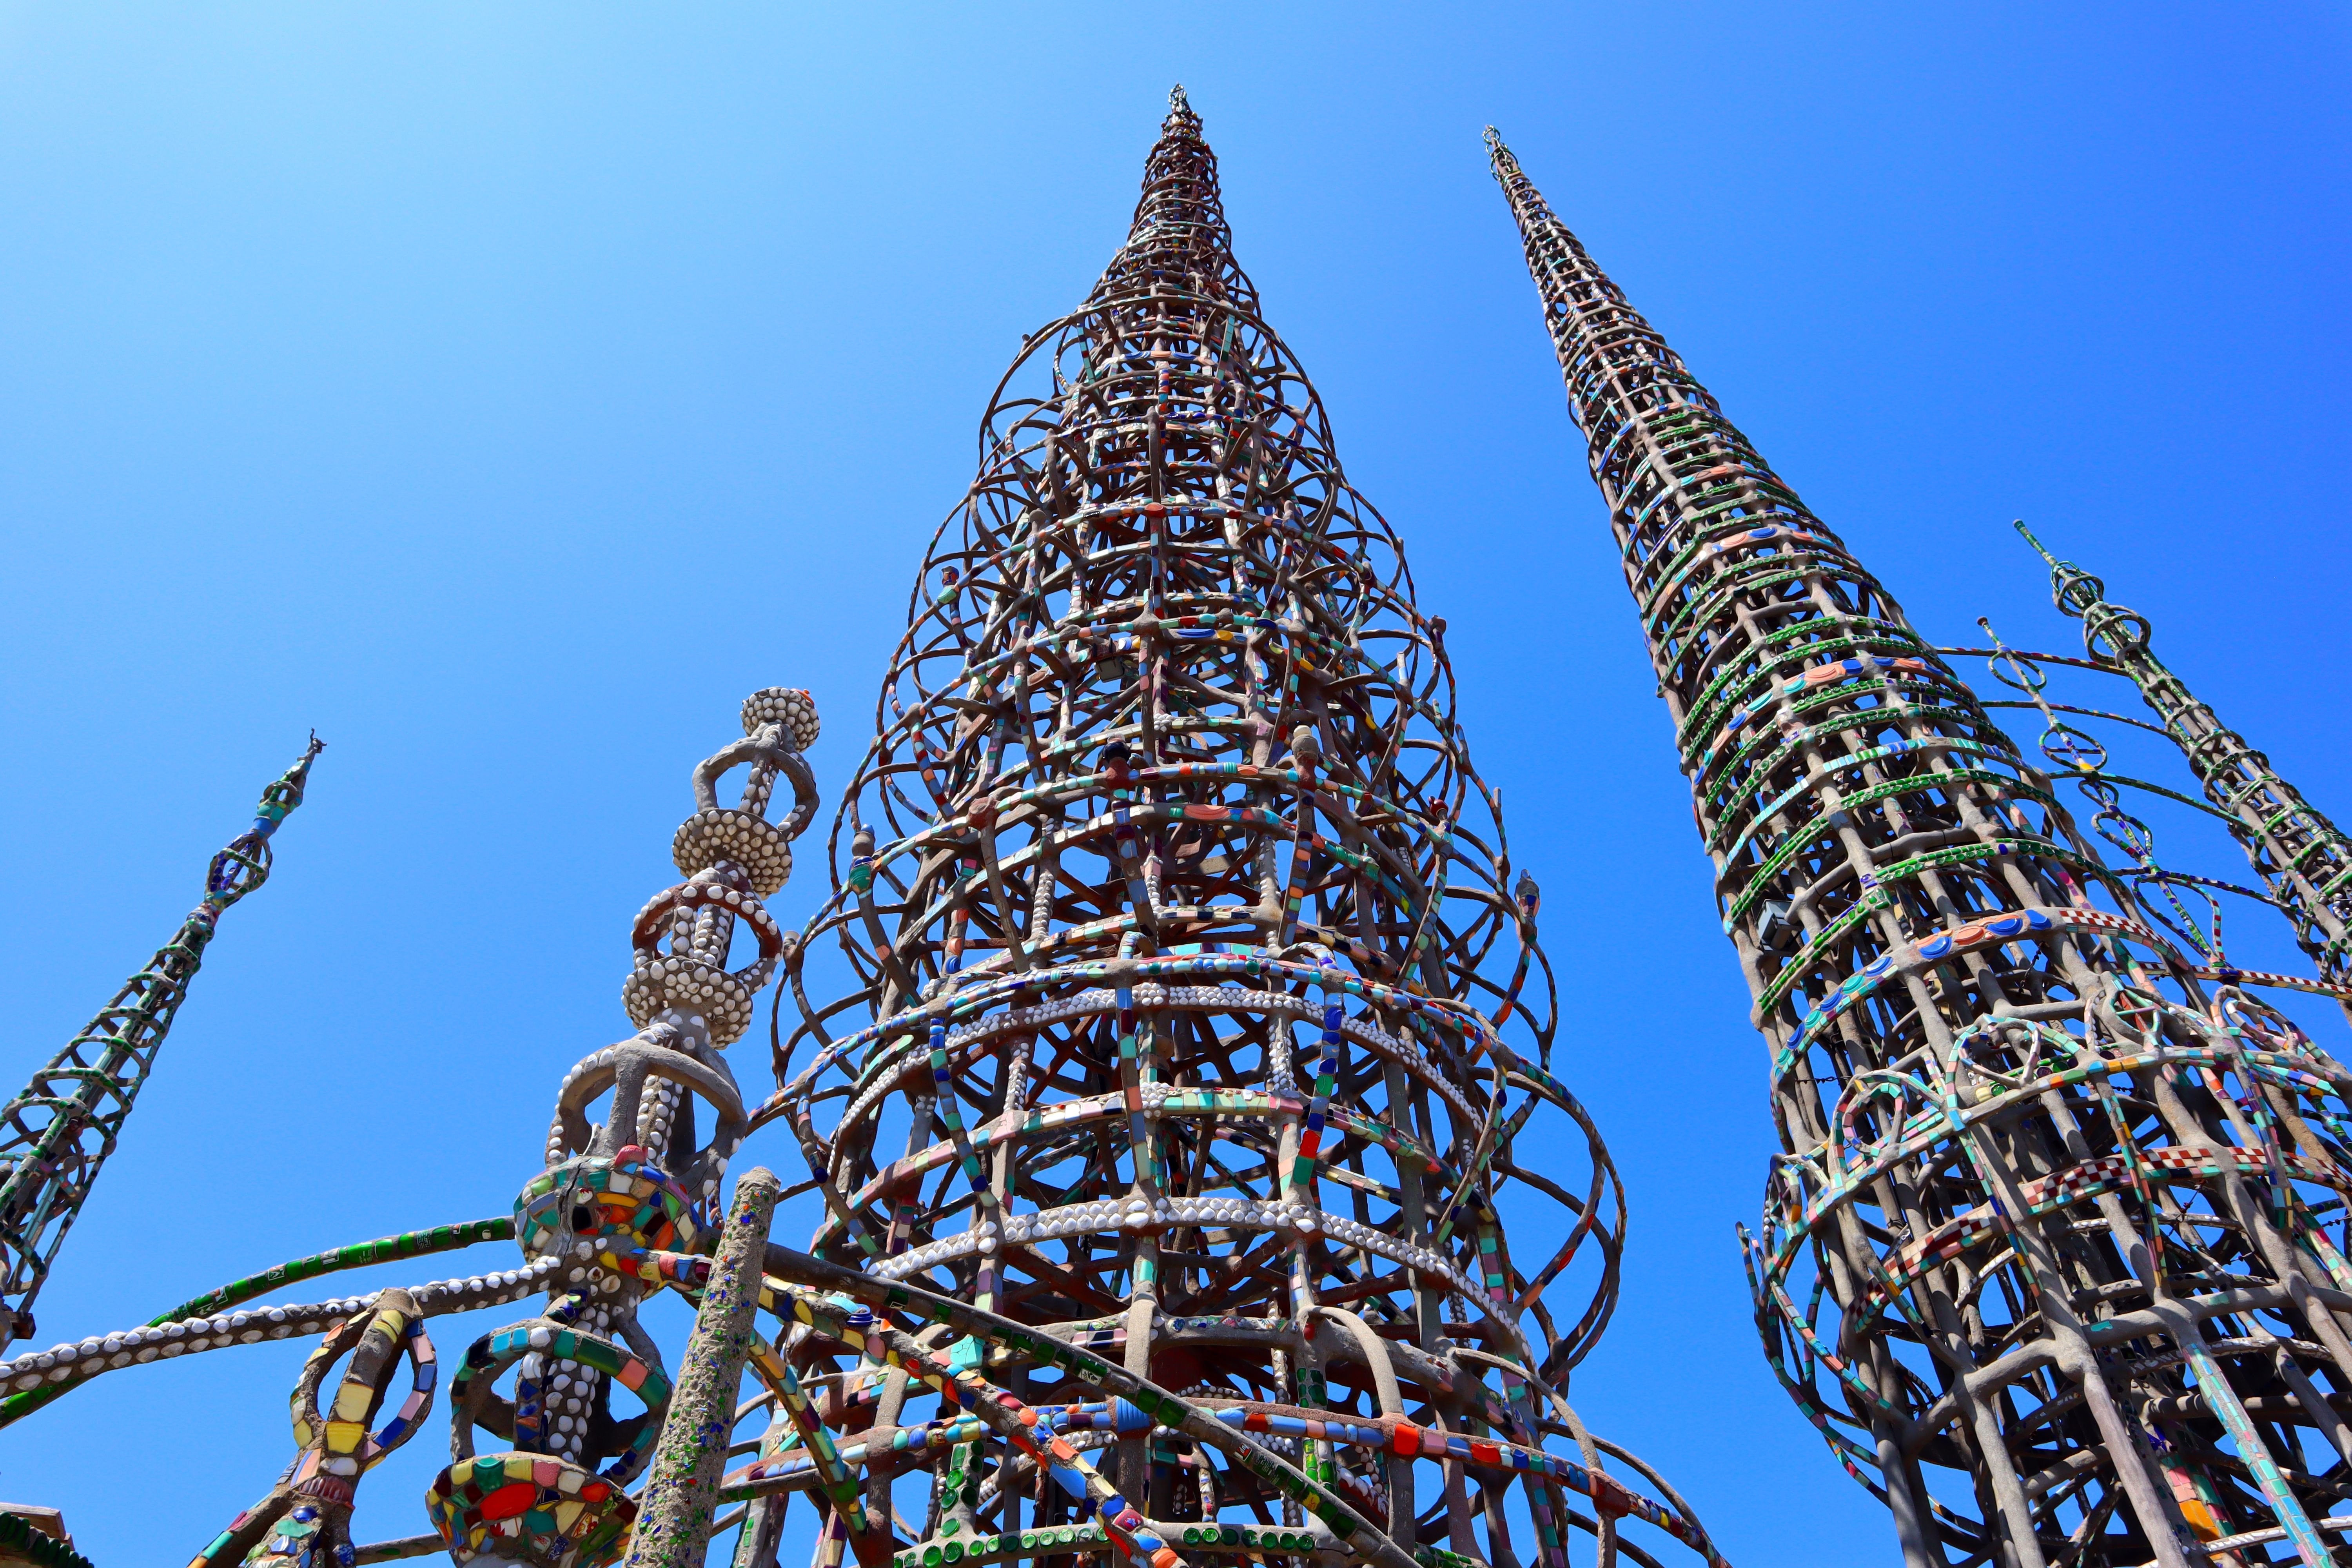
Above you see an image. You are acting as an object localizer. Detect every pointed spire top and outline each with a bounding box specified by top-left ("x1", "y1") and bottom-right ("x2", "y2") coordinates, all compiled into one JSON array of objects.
[
  {"x1": 1122, "y1": 85, "x2": 1229, "y2": 267},
  {"x1": 1483, "y1": 125, "x2": 1519, "y2": 174},
  {"x1": 2012, "y1": 517, "x2": 2061, "y2": 567},
  {"x1": 1163, "y1": 83, "x2": 1199, "y2": 137},
  {"x1": 1483, "y1": 125, "x2": 1556, "y2": 225},
  {"x1": 2012, "y1": 519, "x2": 2118, "y2": 628},
  {"x1": 199, "y1": 731, "x2": 328, "y2": 923}
]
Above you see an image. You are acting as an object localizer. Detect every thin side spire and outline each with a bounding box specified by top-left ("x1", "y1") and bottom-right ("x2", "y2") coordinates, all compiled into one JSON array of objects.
[
  {"x1": 2018, "y1": 521, "x2": 2352, "y2": 1018},
  {"x1": 0, "y1": 735, "x2": 323, "y2": 1347},
  {"x1": 1493, "y1": 131, "x2": 2352, "y2": 1568}
]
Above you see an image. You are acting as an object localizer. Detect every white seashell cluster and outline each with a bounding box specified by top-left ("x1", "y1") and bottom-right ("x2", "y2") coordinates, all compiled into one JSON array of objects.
[
  {"x1": 622, "y1": 952, "x2": 756, "y2": 1045},
  {"x1": 742, "y1": 686, "x2": 820, "y2": 751},
  {"x1": 0, "y1": 1258, "x2": 556, "y2": 1396},
  {"x1": 671, "y1": 809, "x2": 794, "y2": 896}
]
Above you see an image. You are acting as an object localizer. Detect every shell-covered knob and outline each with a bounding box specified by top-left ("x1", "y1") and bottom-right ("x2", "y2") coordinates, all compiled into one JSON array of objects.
[
  {"x1": 742, "y1": 687, "x2": 819, "y2": 752},
  {"x1": 672, "y1": 811, "x2": 793, "y2": 896}
]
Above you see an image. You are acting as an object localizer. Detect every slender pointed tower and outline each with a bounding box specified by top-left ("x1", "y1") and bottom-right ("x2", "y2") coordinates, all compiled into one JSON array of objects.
[
  {"x1": 2018, "y1": 524, "x2": 2352, "y2": 1016},
  {"x1": 1491, "y1": 129, "x2": 2352, "y2": 1568},
  {"x1": 0, "y1": 736, "x2": 322, "y2": 1348},
  {"x1": 773, "y1": 92, "x2": 1725, "y2": 1568}
]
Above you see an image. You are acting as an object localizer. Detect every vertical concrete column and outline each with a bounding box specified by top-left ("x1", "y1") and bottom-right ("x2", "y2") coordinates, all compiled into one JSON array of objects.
[{"x1": 625, "y1": 1166, "x2": 782, "y2": 1568}]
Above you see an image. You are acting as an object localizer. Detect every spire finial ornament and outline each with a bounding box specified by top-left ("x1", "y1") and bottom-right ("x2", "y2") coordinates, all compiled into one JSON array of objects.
[{"x1": 1161, "y1": 83, "x2": 1200, "y2": 142}]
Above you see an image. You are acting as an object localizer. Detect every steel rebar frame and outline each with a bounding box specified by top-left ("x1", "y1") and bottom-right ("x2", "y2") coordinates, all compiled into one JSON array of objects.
[
  {"x1": 0, "y1": 736, "x2": 323, "y2": 1352},
  {"x1": 1490, "y1": 129, "x2": 2352, "y2": 1568},
  {"x1": 767, "y1": 91, "x2": 1724, "y2": 1568}
]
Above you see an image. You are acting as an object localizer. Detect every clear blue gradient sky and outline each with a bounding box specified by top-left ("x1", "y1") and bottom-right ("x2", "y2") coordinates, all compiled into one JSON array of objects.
[{"x1": 2, "y1": 6, "x2": 2346, "y2": 1565}]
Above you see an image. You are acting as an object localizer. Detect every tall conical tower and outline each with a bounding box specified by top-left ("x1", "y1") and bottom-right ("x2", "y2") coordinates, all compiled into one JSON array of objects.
[
  {"x1": 0, "y1": 736, "x2": 322, "y2": 1348},
  {"x1": 770, "y1": 92, "x2": 1726, "y2": 1568},
  {"x1": 1491, "y1": 129, "x2": 2352, "y2": 1568},
  {"x1": 2018, "y1": 524, "x2": 2352, "y2": 1018}
]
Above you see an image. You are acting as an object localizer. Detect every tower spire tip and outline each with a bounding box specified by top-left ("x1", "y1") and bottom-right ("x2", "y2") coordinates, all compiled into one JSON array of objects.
[
  {"x1": 1162, "y1": 83, "x2": 1200, "y2": 138},
  {"x1": 2011, "y1": 517, "x2": 2060, "y2": 565}
]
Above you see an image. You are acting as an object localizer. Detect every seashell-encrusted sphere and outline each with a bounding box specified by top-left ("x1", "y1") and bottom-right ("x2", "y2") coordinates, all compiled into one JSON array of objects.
[
  {"x1": 621, "y1": 953, "x2": 756, "y2": 1047},
  {"x1": 741, "y1": 686, "x2": 819, "y2": 751},
  {"x1": 671, "y1": 810, "x2": 792, "y2": 896}
]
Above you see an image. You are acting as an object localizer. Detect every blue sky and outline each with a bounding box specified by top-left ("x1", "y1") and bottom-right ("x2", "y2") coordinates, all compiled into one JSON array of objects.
[{"x1": 1, "y1": 5, "x2": 2346, "y2": 1565}]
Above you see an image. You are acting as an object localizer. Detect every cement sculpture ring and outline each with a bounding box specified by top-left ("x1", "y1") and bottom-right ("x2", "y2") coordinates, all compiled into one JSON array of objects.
[
  {"x1": 669, "y1": 810, "x2": 795, "y2": 897},
  {"x1": 621, "y1": 952, "x2": 758, "y2": 1045},
  {"x1": 546, "y1": 1044, "x2": 746, "y2": 1196},
  {"x1": 627, "y1": 881, "x2": 784, "y2": 960},
  {"x1": 740, "y1": 686, "x2": 820, "y2": 751},
  {"x1": 447, "y1": 1313, "x2": 672, "y2": 1485},
  {"x1": 289, "y1": 1300, "x2": 436, "y2": 1482},
  {"x1": 514, "y1": 1149, "x2": 701, "y2": 1262}
]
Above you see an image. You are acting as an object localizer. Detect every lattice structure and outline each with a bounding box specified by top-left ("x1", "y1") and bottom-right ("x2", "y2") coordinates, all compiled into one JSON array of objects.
[
  {"x1": 2018, "y1": 525, "x2": 2352, "y2": 1021},
  {"x1": 764, "y1": 91, "x2": 1723, "y2": 1568},
  {"x1": 0, "y1": 735, "x2": 322, "y2": 1351},
  {"x1": 1491, "y1": 128, "x2": 2352, "y2": 1568},
  {"x1": 6, "y1": 96, "x2": 1736, "y2": 1568}
]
